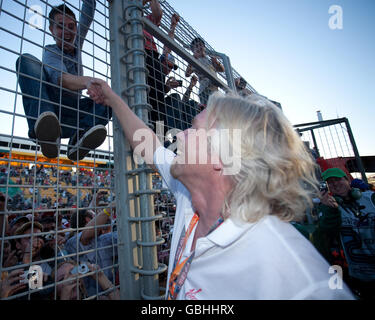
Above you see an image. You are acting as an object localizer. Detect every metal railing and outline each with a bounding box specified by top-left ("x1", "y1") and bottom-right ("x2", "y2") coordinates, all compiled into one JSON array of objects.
[{"x1": 295, "y1": 117, "x2": 367, "y2": 183}]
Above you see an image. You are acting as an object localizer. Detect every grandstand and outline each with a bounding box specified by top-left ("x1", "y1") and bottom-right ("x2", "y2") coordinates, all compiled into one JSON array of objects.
[{"x1": 0, "y1": 135, "x2": 113, "y2": 169}]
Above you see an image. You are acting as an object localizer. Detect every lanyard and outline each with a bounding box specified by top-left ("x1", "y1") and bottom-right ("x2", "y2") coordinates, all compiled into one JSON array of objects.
[{"x1": 167, "y1": 212, "x2": 223, "y2": 300}]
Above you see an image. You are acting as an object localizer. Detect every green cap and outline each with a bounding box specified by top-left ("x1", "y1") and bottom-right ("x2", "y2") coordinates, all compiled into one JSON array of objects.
[{"x1": 321, "y1": 168, "x2": 347, "y2": 181}]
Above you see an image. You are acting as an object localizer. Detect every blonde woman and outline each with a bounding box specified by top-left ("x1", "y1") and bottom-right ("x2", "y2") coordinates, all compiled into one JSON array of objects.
[{"x1": 87, "y1": 80, "x2": 354, "y2": 300}]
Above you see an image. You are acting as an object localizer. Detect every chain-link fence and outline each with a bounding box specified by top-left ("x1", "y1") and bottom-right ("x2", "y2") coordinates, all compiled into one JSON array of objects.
[{"x1": 1, "y1": 0, "x2": 117, "y2": 300}]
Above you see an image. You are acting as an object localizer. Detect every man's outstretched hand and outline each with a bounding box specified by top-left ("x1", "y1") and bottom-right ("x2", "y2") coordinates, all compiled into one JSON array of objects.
[{"x1": 87, "y1": 79, "x2": 115, "y2": 106}]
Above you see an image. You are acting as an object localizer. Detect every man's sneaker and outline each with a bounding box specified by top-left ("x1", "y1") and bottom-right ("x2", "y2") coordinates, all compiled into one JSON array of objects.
[
  {"x1": 67, "y1": 125, "x2": 107, "y2": 161},
  {"x1": 34, "y1": 112, "x2": 61, "y2": 158}
]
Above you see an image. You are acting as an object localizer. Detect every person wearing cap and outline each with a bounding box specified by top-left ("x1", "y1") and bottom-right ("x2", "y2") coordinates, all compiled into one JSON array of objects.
[
  {"x1": 313, "y1": 168, "x2": 375, "y2": 299},
  {"x1": 14, "y1": 221, "x2": 53, "y2": 277},
  {"x1": 14, "y1": 222, "x2": 43, "y2": 262},
  {"x1": 9, "y1": 215, "x2": 30, "y2": 236}
]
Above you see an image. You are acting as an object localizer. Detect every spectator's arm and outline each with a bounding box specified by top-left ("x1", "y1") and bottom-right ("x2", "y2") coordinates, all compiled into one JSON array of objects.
[
  {"x1": 100, "y1": 275, "x2": 120, "y2": 300},
  {"x1": 144, "y1": 0, "x2": 162, "y2": 26},
  {"x1": 43, "y1": 49, "x2": 95, "y2": 91},
  {"x1": 185, "y1": 64, "x2": 193, "y2": 77},
  {"x1": 88, "y1": 264, "x2": 120, "y2": 300},
  {"x1": 60, "y1": 73, "x2": 94, "y2": 91},
  {"x1": 80, "y1": 209, "x2": 111, "y2": 245},
  {"x1": 210, "y1": 56, "x2": 224, "y2": 73},
  {"x1": 182, "y1": 75, "x2": 197, "y2": 102},
  {"x1": 162, "y1": 13, "x2": 180, "y2": 56},
  {"x1": 87, "y1": 79, "x2": 161, "y2": 167},
  {"x1": 77, "y1": 0, "x2": 97, "y2": 48},
  {"x1": 89, "y1": 190, "x2": 107, "y2": 213}
]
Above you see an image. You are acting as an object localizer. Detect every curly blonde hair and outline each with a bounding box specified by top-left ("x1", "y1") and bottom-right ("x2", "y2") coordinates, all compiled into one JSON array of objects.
[{"x1": 206, "y1": 92, "x2": 318, "y2": 223}]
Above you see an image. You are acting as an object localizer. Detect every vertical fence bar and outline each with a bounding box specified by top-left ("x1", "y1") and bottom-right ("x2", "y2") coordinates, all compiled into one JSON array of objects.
[
  {"x1": 125, "y1": 0, "x2": 160, "y2": 299},
  {"x1": 310, "y1": 129, "x2": 320, "y2": 158},
  {"x1": 345, "y1": 118, "x2": 368, "y2": 184},
  {"x1": 108, "y1": 0, "x2": 141, "y2": 299},
  {"x1": 109, "y1": 0, "x2": 163, "y2": 299}
]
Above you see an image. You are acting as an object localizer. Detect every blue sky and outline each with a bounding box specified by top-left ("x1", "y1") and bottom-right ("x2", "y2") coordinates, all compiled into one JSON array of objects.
[
  {"x1": 168, "y1": 0, "x2": 375, "y2": 157},
  {"x1": 0, "y1": 0, "x2": 374, "y2": 158}
]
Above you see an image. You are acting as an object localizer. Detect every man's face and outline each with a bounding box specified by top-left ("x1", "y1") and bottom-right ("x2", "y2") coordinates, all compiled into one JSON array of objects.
[
  {"x1": 236, "y1": 78, "x2": 246, "y2": 91},
  {"x1": 327, "y1": 176, "x2": 351, "y2": 197},
  {"x1": 171, "y1": 109, "x2": 214, "y2": 180},
  {"x1": 16, "y1": 227, "x2": 43, "y2": 258},
  {"x1": 192, "y1": 42, "x2": 205, "y2": 58},
  {"x1": 49, "y1": 13, "x2": 77, "y2": 54}
]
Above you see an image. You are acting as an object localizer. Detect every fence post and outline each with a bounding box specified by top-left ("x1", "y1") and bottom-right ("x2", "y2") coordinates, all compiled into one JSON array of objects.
[
  {"x1": 345, "y1": 118, "x2": 368, "y2": 184},
  {"x1": 109, "y1": 0, "x2": 165, "y2": 299},
  {"x1": 108, "y1": 0, "x2": 141, "y2": 299}
]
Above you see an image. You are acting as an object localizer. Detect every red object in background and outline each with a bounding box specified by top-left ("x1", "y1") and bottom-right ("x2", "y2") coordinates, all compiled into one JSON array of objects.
[
  {"x1": 7, "y1": 214, "x2": 17, "y2": 222},
  {"x1": 316, "y1": 157, "x2": 353, "y2": 182}
]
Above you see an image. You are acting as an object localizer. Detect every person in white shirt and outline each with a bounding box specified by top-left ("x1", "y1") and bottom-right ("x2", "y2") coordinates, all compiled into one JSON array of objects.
[{"x1": 86, "y1": 79, "x2": 354, "y2": 300}]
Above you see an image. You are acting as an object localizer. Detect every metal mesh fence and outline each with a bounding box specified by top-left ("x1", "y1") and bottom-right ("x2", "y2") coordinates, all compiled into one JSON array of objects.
[
  {"x1": 1, "y1": 0, "x2": 357, "y2": 301},
  {"x1": 1, "y1": 0, "x2": 118, "y2": 300}
]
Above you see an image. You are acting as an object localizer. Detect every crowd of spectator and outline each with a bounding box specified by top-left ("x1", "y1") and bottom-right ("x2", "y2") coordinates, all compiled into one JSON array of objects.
[
  {"x1": 0, "y1": 188, "x2": 119, "y2": 300},
  {"x1": 0, "y1": 166, "x2": 176, "y2": 300},
  {"x1": 0, "y1": 164, "x2": 114, "y2": 212}
]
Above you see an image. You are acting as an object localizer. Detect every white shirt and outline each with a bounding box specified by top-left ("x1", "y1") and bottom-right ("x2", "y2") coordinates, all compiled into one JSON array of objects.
[{"x1": 154, "y1": 147, "x2": 354, "y2": 300}]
